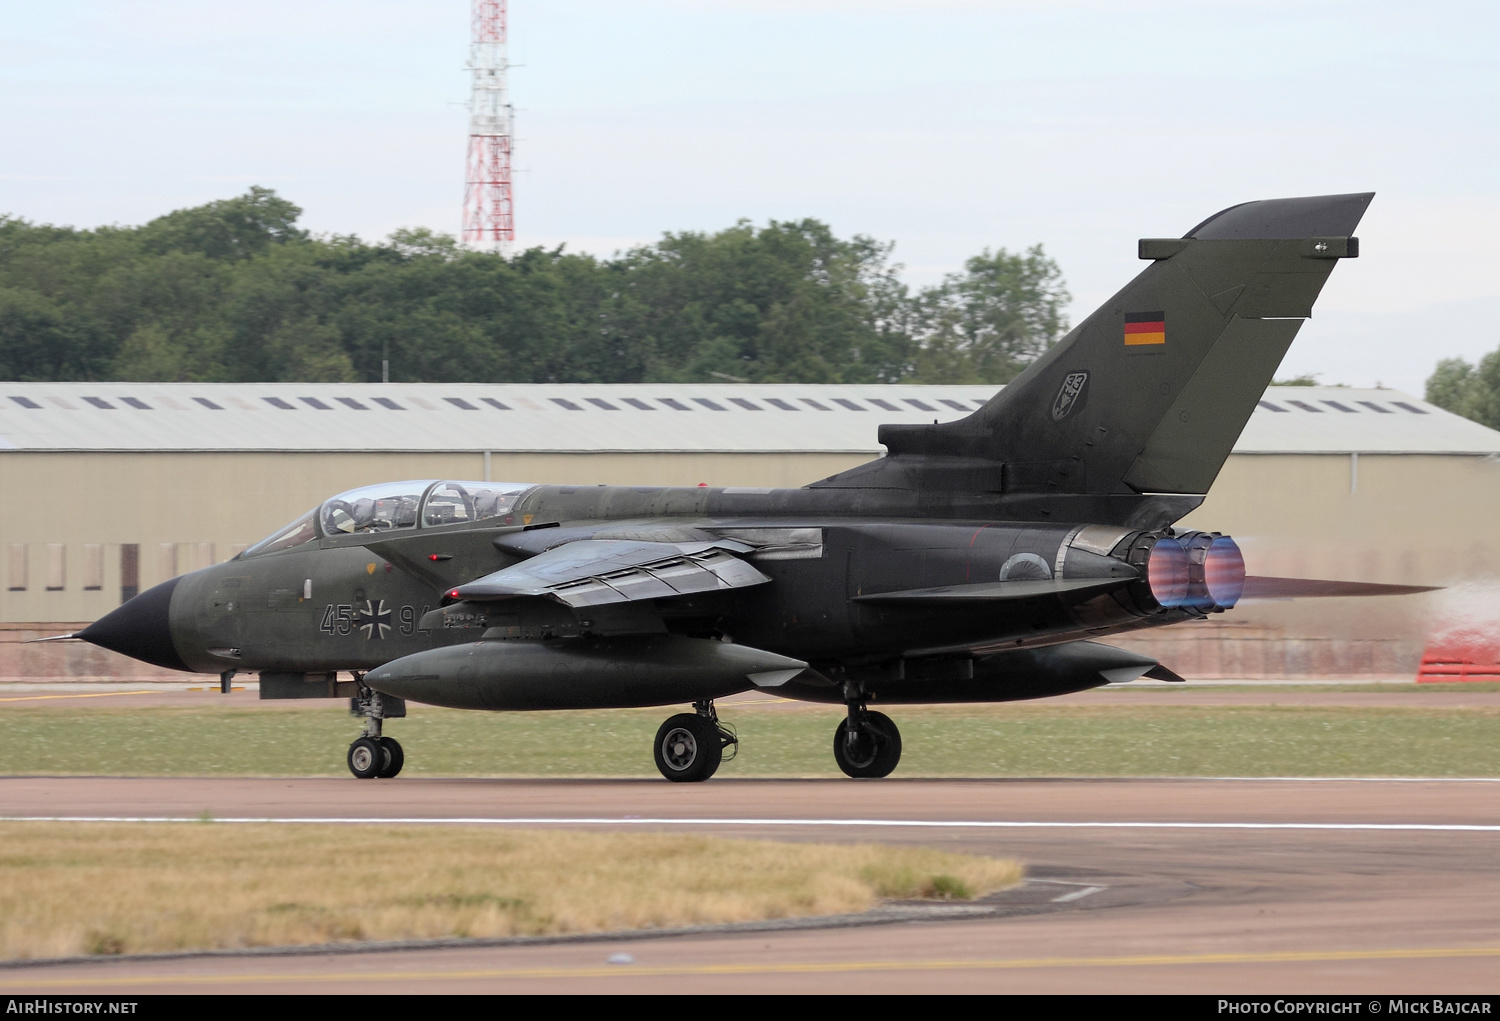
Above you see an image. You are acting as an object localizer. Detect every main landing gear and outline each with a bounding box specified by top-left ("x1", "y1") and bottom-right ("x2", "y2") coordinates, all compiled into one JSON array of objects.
[
  {"x1": 834, "y1": 685, "x2": 902, "y2": 779},
  {"x1": 653, "y1": 700, "x2": 738, "y2": 782},
  {"x1": 649, "y1": 692, "x2": 904, "y2": 782},
  {"x1": 347, "y1": 677, "x2": 405, "y2": 779}
]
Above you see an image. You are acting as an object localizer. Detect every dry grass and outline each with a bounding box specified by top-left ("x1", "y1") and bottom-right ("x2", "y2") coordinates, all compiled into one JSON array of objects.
[{"x1": 0, "y1": 822, "x2": 1022, "y2": 960}]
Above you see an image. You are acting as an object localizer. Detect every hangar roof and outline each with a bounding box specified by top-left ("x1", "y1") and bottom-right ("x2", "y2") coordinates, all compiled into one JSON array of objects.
[{"x1": 0, "y1": 383, "x2": 1494, "y2": 456}]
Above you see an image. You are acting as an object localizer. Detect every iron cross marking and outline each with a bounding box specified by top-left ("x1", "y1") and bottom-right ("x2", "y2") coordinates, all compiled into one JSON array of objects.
[{"x1": 357, "y1": 599, "x2": 392, "y2": 640}]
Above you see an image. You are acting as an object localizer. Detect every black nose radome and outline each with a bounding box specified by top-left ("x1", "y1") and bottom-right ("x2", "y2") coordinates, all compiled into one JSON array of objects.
[{"x1": 77, "y1": 576, "x2": 189, "y2": 671}]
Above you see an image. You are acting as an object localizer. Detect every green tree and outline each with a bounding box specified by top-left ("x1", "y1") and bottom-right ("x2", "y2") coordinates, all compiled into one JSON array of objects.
[
  {"x1": 0, "y1": 189, "x2": 1072, "y2": 389},
  {"x1": 0, "y1": 287, "x2": 95, "y2": 380},
  {"x1": 1427, "y1": 352, "x2": 1500, "y2": 430},
  {"x1": 138, "y1": 186, "x2": 307, "y2": 261},
  {"x1": 909, "y1": 245, "x2": 1069, "y2": 384},
  {"x1": 607, "y1": 219, "x2": 913, "y2": 384}
]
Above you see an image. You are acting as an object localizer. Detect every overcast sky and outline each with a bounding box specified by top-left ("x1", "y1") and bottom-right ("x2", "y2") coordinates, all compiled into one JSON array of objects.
[{"x1": 3, "y1": 0, "x2": 1497, "y2": 393}]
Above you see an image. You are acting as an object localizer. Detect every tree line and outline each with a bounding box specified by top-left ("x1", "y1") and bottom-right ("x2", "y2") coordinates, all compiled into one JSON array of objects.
[
  {"x1": 1427, "y1": 354, "x2": 1500, "y2": 431},
  {"x1": 0, "y1": 188, "x2": 1069, "y2": 386}
]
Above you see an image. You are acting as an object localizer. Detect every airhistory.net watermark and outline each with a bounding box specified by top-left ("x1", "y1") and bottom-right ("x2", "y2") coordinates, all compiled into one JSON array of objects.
[{"x1": 5, "y1": 1003, "x2": 138, "y2": 1015}]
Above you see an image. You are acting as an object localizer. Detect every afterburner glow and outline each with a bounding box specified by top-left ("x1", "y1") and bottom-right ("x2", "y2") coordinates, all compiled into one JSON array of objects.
[
  {"x1": 1204, "y1": 535, "x2": 1246, "y2": 608},
  {"x1": 1146, "y1": 537, "x2": 1190, "y2": 608}
]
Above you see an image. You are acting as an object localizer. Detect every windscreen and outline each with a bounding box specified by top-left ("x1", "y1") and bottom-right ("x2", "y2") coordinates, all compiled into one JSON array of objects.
[
  {"x1": 320, "y1": 481, "x2": 432, "y2": 536},
  {"x1": 241, "y1": 509, "x2": 318, "y2": 558}
]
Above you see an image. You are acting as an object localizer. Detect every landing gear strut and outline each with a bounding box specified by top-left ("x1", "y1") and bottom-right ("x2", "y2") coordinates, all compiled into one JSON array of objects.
[
  {"x1": 653, "y1": 700, "x2": 737, "y2": 783},
  {"x1": 834, "y1": 684, "x2": 901, "y2": 779},
  {"x1": 347, "y1": 675, "x2": 405, "y2": 779}
]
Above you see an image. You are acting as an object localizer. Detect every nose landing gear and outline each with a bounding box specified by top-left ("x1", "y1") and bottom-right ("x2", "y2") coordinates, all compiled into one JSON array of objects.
[
  {"x1": 347, "y1": 677, "x2": 406, "y2": 779},
  {"x1": 653, "y1": 700, "x2": 738, "y2": 782}
]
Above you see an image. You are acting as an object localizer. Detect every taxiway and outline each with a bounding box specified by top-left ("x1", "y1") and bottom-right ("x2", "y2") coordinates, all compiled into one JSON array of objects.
[{"x1": 0, "y1": 775, "x2": 1496, "y2": 993}]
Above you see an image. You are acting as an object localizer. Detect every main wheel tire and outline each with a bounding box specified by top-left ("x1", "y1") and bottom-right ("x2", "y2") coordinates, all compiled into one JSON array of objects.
[
  {"x1": 653, "y1": 713, "x2": 723, "y2": 783},
  {"x1": 376, "y1": 737, "x2": 404, "y2": 779},
  {"x1": 833, "y1": 711, "x2": 902, "y2": 779},
  {"x1": 348, "y1": 736, "x2": 383, "y2": 779}
]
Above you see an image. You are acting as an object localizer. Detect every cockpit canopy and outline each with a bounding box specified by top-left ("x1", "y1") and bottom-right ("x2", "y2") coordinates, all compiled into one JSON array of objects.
[{"x1": 241, "y1": 480, "x2": 534, "y2": 558}]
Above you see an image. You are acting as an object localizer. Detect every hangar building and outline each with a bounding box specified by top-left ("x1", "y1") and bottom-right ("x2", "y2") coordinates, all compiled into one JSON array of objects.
[{"x1": 3, "y1": 382, "x2": 1498, "y2": 679}]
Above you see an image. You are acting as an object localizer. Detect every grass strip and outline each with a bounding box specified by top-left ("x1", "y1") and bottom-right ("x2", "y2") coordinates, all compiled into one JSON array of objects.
[
  {"x1": 1, "y1": 702, "x2": 1497, "y2": 777},
  {"x1": 0, "y1": 822, "x2": 1021, "y2": 960}
]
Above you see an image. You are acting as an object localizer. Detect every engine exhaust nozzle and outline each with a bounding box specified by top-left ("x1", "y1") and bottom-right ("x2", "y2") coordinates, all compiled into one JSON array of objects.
[
  {"x1": 1146, "y1": 536, "x2": 1190, "y2": 608},
  {"x1": 1182, "y1": 532, "x2": 1246, "y2": 609}
]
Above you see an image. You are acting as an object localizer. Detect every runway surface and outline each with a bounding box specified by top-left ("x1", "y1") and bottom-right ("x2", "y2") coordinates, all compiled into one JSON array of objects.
[{"x1": 1, "y1": 776, "x2": 1498, "y2": 993}]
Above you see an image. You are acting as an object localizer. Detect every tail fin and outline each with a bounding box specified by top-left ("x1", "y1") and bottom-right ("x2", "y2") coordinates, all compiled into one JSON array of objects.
[{"x1": 816, "y1": 192, "x2": 1371, "y2": 498}]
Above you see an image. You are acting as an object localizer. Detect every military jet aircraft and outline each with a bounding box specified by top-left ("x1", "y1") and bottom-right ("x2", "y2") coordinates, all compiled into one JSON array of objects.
[{"x1": 76, "y1": 191, "x2": 1426, "y2": 782}]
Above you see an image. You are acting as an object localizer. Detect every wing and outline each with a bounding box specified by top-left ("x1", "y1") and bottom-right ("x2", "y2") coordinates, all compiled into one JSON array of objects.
[{"x1": 453, "y1": 539, "x2": 772, "y2": 607}]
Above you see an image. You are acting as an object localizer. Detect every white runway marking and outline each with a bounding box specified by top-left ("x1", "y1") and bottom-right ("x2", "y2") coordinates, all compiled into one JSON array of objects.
[
  {"x1": 2, "y1": 816, "x2": 1498, "y2": 833},
  {"x1": 1050, "y1": 886, "x2": 1106, "y2": 903}
]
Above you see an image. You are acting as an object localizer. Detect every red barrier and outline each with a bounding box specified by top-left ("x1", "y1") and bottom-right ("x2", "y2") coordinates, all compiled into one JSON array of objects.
[{"x1": 1417, "y1": 627, "x2": 1500, "y2": 682}]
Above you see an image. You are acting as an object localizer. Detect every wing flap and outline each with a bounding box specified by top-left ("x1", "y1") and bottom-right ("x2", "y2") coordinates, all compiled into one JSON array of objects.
[{"x1": 455, "y1": 539, "x2": 773, "y2": 607}]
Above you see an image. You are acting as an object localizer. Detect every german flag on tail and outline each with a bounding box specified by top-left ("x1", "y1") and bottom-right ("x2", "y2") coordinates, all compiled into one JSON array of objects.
[{"x1": 1124, "y1": 311, "x2": 1166, "y2": 346}]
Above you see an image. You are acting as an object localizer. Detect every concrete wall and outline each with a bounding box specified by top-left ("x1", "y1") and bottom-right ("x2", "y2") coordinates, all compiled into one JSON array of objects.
[{"x1": 1181, "y1": 453, "x2": 1500, "y2": 587}]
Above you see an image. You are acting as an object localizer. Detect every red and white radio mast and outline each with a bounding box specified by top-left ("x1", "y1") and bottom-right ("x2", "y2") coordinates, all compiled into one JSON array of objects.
[{"x1": 462, "y1": 0, "x2": 515, "y2": 254}]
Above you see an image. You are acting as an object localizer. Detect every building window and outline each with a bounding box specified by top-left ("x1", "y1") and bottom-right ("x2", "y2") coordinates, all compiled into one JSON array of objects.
[
  {"x1": 158, "y1": 543, "x2": 178, "y2": 582},
  {"x1": 121, "y1": 544, "x2": 139, "y2": 603},
  {"x1": 45, "y1": 543, "x2": 65, "y2": 591},
  {"x1": 7, "y1": 544, "x2": 25, "y2": 591},
  {"x1": 83, "y1": 544, "x2": 104, "y2": 591}
]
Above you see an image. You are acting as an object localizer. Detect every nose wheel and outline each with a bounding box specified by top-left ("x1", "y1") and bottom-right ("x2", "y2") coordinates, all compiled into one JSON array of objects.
[
  {"x1": 653, "y1": 700, "x2": 737, "y2": 782},
  {"x1": 348, "y1": 735, "x2": 404, "y2": 779},
  {"x1": 346, "y1": 678, "x2": 406, "y2": 779}
]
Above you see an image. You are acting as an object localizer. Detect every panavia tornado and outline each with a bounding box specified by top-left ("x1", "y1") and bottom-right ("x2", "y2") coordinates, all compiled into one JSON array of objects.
[{"x1": 75, "y1": 192, "x2": 1426, "y2": 782}]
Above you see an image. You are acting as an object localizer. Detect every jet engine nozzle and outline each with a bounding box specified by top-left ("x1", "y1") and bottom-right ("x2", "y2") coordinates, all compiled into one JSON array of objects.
[
  {"x1": 1179, "y1": 532, "x2": 1246, "y2": 610},
  {"x1": 1145, "y1": 536, "x2": 1190, "y2": 608}
]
